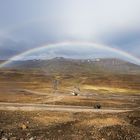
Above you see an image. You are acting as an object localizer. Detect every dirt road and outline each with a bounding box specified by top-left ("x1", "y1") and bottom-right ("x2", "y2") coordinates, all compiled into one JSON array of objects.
[{"x1": 0, "y1": 102, "x2": 132, "y2": 113}]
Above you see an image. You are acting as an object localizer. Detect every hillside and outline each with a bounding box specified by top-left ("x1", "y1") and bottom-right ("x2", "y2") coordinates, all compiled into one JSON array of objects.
[{"x1": 1, "y1": 58, "x2": 140, "y2": 74}]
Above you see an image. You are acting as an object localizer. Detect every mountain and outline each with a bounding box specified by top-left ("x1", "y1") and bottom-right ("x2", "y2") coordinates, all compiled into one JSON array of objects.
[{"x1": 1, "y1": 58, "x2": 140, "y2": 74}]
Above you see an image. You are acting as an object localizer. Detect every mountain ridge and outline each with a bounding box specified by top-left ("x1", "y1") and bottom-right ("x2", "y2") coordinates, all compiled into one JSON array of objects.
[{"x1": 1, "y1": 58, "x2": 140, "y2": 75}]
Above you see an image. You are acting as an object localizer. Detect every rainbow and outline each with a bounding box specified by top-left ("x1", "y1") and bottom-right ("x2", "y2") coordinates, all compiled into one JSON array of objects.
[{"x1": 0, "y1": 41, "x2": 140, "y2": 68}]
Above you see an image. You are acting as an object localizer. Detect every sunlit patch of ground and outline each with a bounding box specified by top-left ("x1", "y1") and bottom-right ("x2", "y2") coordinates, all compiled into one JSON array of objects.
[
  {"x1": 33, "y1": 112, "x2": 73, "y2": 125},
  {"x1": 82, "y1": 85, "x2": 140, "y2": 94},
  {"x1": 76, "y1": 117, "x2": 128, "y2": 127}
]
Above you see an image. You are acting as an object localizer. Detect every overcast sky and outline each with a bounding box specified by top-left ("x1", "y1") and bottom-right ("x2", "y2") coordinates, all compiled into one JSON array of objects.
[{"x1": 0, "y1": 0, "x2": 140, "y2": 59}]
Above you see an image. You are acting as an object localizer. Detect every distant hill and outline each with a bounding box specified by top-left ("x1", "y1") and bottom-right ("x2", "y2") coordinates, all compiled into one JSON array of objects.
[
  {"x1": 0, "y1": 60, "x2": 6, "y2": 64},
  {"x1": 1, "y1": 58, "x2": 140, "y2": 74}
]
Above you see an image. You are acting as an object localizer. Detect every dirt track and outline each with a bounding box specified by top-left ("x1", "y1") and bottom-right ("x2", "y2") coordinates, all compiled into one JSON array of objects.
[{"x1": 0, "y1": 102, "x2": 133, "y2": 113}]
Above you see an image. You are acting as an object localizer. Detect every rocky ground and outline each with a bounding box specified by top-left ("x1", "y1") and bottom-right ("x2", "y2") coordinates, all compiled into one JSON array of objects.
[{"x1": 0, "y1": 109, "x2": 140, "y2": 140}]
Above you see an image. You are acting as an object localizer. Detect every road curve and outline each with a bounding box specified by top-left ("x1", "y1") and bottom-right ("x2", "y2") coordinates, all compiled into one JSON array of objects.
[{"x1": 0, "y1": 102, "x2": 132, "y2": 113}]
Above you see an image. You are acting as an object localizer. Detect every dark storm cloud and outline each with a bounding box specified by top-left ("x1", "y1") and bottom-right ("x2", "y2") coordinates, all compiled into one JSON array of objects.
[{"x1": 99, "y1": 29, "x2": 140, "y2": 57}]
